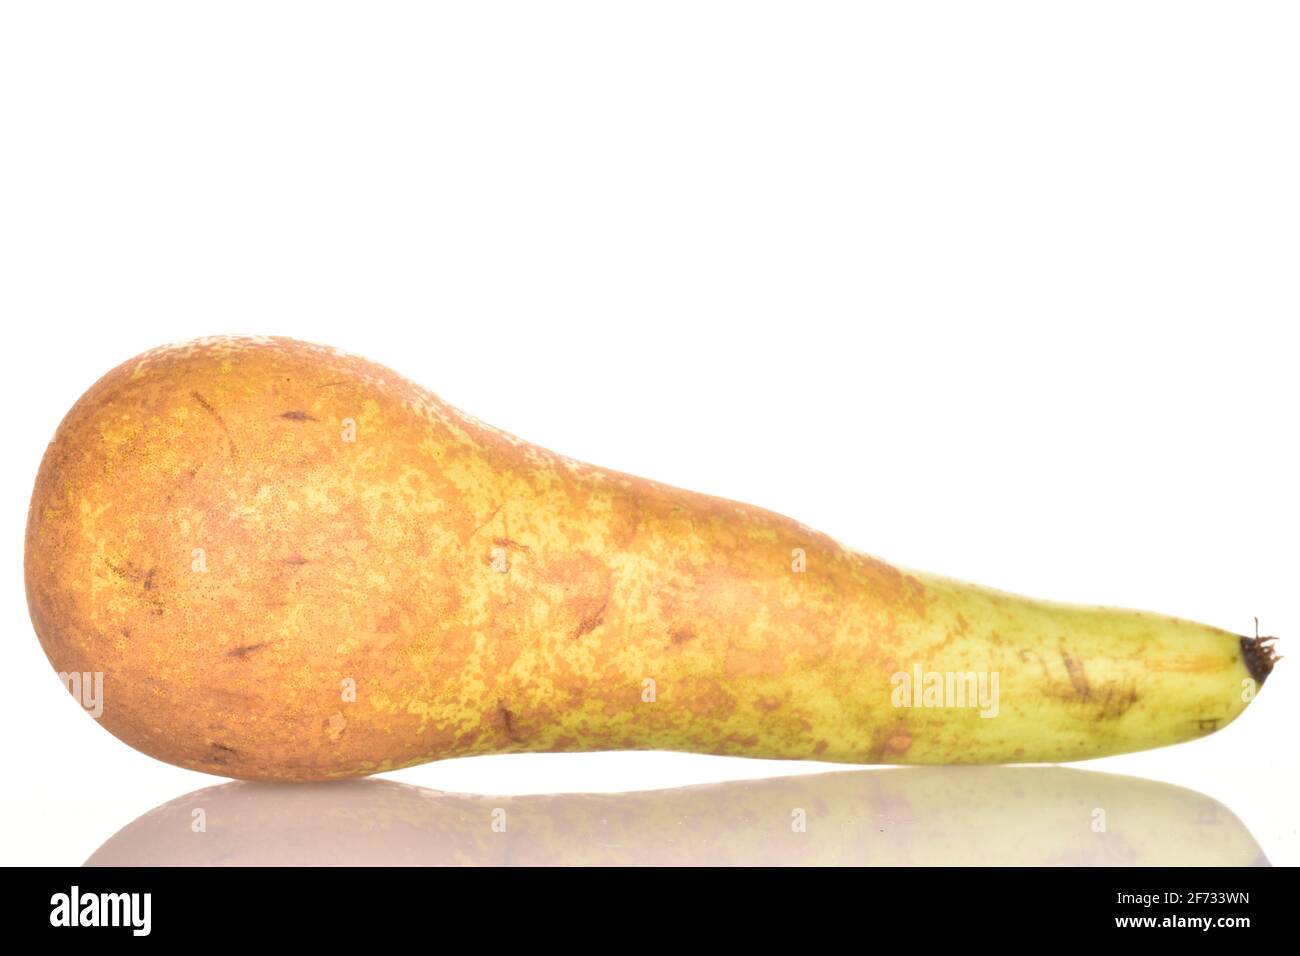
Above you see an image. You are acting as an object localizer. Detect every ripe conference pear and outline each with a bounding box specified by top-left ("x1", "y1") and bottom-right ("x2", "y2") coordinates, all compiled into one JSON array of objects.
[{"x1": 24, "y1": 337, "x2": 1276, "y2": 780}]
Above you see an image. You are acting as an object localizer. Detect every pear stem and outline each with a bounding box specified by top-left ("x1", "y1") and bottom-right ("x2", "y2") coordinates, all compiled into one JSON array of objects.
[{"x1": 1241, "y1": 631, "x2": 1280, "y2": 685}]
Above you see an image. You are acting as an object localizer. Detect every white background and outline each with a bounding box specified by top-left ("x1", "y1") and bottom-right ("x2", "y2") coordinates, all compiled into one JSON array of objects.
[{"x1": 1, "y1": 2, "x2": 1295, "y2": 866}]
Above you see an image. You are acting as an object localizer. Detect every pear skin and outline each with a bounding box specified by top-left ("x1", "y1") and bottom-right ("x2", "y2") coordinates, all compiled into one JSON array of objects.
[{"x1": 25, "y1": 336, "x2": 1276, "y2": 780}]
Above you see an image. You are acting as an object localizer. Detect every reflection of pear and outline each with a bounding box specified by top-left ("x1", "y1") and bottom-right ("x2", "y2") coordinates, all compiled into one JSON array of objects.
[{"x1": 86, "y1": 767, "x2": 1267, "y2": 866}]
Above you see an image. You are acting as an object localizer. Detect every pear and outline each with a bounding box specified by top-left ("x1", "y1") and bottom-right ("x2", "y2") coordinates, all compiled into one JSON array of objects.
[{"x1": 25, "y1": 336, "x2": 1276, "y2": 779}]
